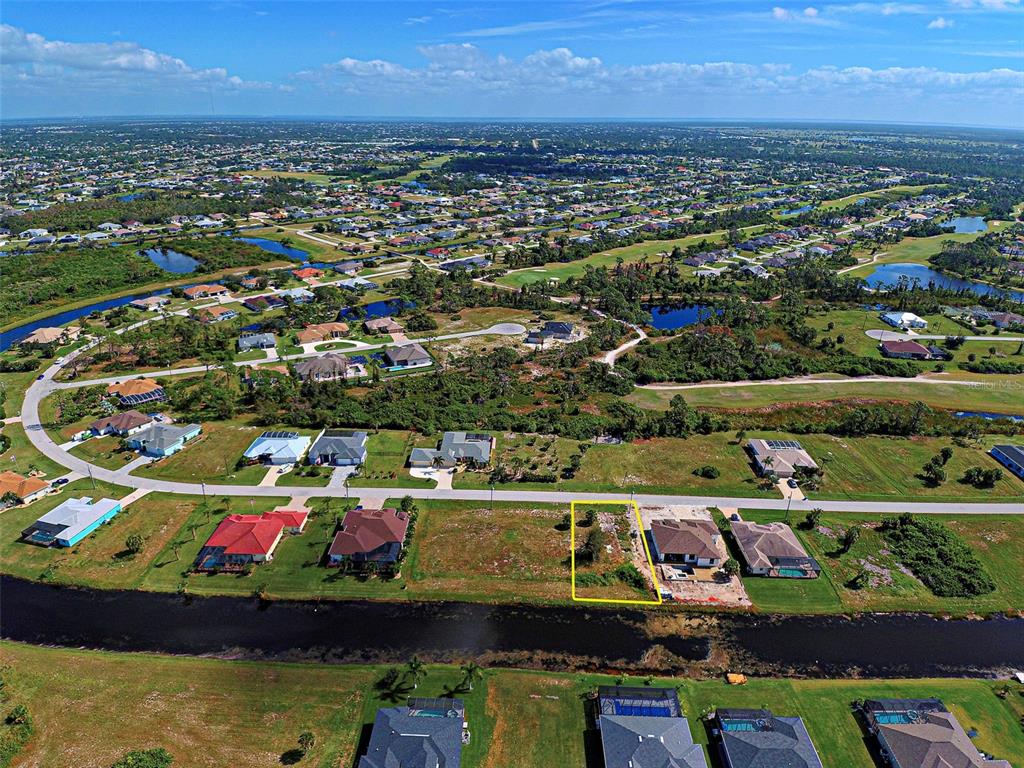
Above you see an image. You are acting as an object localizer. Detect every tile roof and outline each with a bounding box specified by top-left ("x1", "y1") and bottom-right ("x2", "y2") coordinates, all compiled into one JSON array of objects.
[
  {"x1": 0, "y1": 471, "x2": 49, "y2": 499},
  {"x1": 205, "y1": 513, "x2": 286, "y2": 556},
  {"x1": 651, "y1": 519, "x2": 720, "y2": 560},
  {"x1": 731, "y1": 521, "x2": 810, "y2": 571},
  {"x1": 329, "y1": 508, "x2": 409, "y2": 558}
]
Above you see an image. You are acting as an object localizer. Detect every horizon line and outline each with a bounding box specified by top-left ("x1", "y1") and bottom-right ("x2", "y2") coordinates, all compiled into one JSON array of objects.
[{"x1": 1, "y1": 114, "x2": 1021, "y2": 132}]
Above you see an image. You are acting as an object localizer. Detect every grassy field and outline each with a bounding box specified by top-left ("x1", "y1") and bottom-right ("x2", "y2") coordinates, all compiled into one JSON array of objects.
[
  {"x1": 626, "y1": 377, "x2": 1024, "y2": 414},
  {"x1": 736, "y1": 509, "x2": 1024, "y2": 615},
  {"x1": 494, "y1": 231, "x2": 731, "y2": 289},
  {"x1": 0, "y1": 364, "x2": 43, "y2": 417},
  {"x1": 2, "y1": 642, "x2": 1021, "y2": 768}
]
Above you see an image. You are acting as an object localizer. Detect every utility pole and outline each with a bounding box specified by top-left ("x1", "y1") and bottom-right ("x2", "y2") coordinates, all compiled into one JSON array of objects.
[
  {"x1": 201, "y1": 481, "x2": 207, "y2": 502},
  {"x1": 489, "y1": 483, "x2": 494, "y2": 510},
  {"x1": 88, "y1": 464, "x2": 96, "y2": 490}
]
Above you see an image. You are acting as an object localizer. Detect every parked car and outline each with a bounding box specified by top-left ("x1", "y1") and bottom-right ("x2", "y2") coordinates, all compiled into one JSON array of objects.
[
  {"x1": 787, "y1": 478, "x2": 799, "y2": 489},
  {"x1": 52, "y1": 477, "x2": 69, "y2": 487}
]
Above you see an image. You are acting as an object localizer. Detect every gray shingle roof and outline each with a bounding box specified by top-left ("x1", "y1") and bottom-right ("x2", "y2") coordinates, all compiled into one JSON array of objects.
[
  {"x1": 600, "y1": 715, "x2": 708, "y2": 768},
  {"x1": 717, "y1": 711, "x2": 823, "y2": 768},
  {"x1": 309, "y1": 430, "x2": 368, "y2": 463},
  {"x1": 358, "y1": 703, "x2": 464, "y2": 768}
]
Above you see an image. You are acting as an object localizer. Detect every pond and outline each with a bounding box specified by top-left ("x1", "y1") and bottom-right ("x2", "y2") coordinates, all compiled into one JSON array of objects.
[
  {"x1": 2, "y1": 577, "x2": 1021, "y2": 677},
  {"x1": 947, "y1": 216, "x2": 988, "y2": 234},
  {"x1": 340, "y1": 298, "x2": 414, "y2": 320},
  {"x1": 862, "y1": 263, "x2": 1024, "y2": 303},
  {"x1": 954, "y1": 411, "x2": 1024, "y2": 423},
  {"x1": 644, "y1": 304, "x2": 718, "y2": 330},
  {"x1": 782, "y1": 204, "x2": 814, "y2": 215},
  {"x1": 117, "y1": 193, "x2": 145, "y2": 202},
  {"x1": 139, "y1": 247, "x2": 201, "y2": 274},
  {"x1": 234, "y1": 236, "x2": 309, "y2": 261}
]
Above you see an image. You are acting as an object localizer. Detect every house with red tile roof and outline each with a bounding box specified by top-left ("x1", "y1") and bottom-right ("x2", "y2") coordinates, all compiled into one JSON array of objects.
[
  {"x1": 183, "y1": 284, "x2": 229, "y2": 300},
  {"x1": 291, "y1": 266, "x2": 323, "y2": 281},
  {"x1": 328, "y1": 507, "x2": 409, "y2": 569},
  {"x1": 194, "y1": 510, "x2": 308, "y2": 571}
]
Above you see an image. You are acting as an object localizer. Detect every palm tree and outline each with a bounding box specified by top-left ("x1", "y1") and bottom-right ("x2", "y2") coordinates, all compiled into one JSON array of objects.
[
  {"x1": 404, "y1": 656, "x2": 427, "y2": 689},
  {"x1": 460, "y1": 661, "x2": 483, "y2": 691}
]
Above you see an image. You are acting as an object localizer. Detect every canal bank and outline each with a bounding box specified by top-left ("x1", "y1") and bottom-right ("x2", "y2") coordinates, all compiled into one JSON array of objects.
[{"x1": 3, "y1": 577, "x2": 1021, "y2": 678}]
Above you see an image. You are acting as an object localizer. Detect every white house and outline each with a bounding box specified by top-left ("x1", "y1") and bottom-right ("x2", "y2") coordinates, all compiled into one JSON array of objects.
[{"x1": 880, "y1": 311, "x2": 927, "y2": 330}]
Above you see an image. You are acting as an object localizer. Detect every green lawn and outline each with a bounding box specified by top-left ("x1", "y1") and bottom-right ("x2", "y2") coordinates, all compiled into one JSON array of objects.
[
  {"x1": 0, "y1": 362, "x2": 44, "y2": 417},
  {"x1": 626, "y1": 378, "x2": 1024, "y2": 414},
  {"x1": 3, "y1": 642, "x2": 1022, "y2": 768}
]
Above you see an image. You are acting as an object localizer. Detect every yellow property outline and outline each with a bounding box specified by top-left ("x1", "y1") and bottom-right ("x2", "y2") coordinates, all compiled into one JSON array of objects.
[{"x1": 570, "y1": 500, "x2": 663, "y2": 605}]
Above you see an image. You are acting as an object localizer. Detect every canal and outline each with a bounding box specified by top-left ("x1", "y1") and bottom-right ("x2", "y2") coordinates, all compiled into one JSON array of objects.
[{"x1": 3, "y1": 577, "x2": 1021, "y2": 677}]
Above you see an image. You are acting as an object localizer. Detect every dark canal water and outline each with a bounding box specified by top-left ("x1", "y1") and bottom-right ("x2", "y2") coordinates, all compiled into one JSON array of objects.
[
  {"x1": 139, "y1": 247, "x2": 201, "y2": 274},
  {"x1": 234, "y1": 236, "x2": 309, "y2": 261},
  {"x1": 3, "y1": 577, "x2": 1021, "y2": 677}
]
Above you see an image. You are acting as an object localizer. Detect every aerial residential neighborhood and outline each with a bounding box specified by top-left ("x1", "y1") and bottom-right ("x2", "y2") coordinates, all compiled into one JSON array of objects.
[{"x1": 0, "y1": 1, "x2": 1022, "y2": 765}]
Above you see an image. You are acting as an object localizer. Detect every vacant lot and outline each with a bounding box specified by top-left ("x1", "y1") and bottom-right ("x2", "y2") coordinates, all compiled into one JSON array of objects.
[
  {"x1": 2, "y1": 643, "x2": 1021, "y2": 768},
  {"x1": 0, "y1": 421, "x2": 69, "y2": 480},
  {"x1": 406, "y1": 500, "x2": 572, "y2": 602},
  {"x1": 347, "y1": 429, "x2": 434, "y2": 489},
  {"x1": 626, "y1": 378, "x2": 1024, "y2": 414}
]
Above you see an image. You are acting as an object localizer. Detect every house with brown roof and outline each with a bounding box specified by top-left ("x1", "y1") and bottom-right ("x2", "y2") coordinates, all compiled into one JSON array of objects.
[
  {"x1": 0, "y1": 471, "x2": 50, "y2": 506},
  {"x1": 328, "y1": 507, "x2": 410, "y2": 568},
  {"x1": 730, "y1": 520, "x2": 820, "y2": 578},
  {"x1": 864, "y1": 699, "x2": 1012, "y2": 768},
  {"x1": 294, "y1": 353, "x2": 350, "y2": 382},
  {"x1": 649, "y1": 519, "x2": 722, "y2": 568},
  {"x1": 193, "y1": 305, "x2": 239, "y2": 324},
  {"x1": 363, "y1": 316, "x2": 403, "y2": 334},
  {"x1": 89, "y1": 410, "x2": 153, "y2": 437},
  {"x1": 880, "y1": 339, "x2": 932, "y2": 360},
  {"x1": 296, "y1": 322, "x2": 349, "y2": 345}
]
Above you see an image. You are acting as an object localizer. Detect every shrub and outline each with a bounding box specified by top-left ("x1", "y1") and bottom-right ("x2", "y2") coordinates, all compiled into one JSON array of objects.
[
  {"x1": 695, "y1": 465, "x2": 720, "y2": 479},
  {"x1": 879, "y1": 513, "x2": 995, "y2": 597}
]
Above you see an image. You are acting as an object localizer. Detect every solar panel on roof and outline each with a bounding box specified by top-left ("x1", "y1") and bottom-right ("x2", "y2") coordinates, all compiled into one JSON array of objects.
[
  {"x1": 260, "y1": 431, "x2": 300, "y2": 439},
  {"x1": 765, "y1": 439, "x2": 802, "y2": 450}
]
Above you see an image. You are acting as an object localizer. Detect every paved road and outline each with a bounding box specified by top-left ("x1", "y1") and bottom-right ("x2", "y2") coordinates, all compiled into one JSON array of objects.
[
  {"x1": 865, "y1": 329, "x2": 1024, "y2": 343},
  {"x1": 47, "y1": 323, "x2": 527, "y2": 391}
]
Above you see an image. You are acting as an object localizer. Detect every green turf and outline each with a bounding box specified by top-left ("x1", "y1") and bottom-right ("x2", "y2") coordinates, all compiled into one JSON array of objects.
[{"x1": 2, "y1": 642, "x2": 1021, "y2": 768}]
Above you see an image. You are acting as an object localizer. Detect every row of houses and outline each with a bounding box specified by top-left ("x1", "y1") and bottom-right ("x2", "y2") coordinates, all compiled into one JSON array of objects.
[{"x1": 355, "y1": 687, "x2": 1010, "y2": 768}]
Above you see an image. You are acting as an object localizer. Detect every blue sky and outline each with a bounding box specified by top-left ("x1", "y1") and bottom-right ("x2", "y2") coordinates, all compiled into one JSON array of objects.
[{"x1": 2, "y1": 1, "x2": 1022, "y2": 125}]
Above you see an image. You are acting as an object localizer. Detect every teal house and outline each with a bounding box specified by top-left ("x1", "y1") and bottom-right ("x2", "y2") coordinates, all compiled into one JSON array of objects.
[{"x1": 21, "y1": 497, "x2": 123, "y2": 548}]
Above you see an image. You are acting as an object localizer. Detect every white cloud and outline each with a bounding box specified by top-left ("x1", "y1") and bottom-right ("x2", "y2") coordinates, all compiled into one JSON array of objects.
[
  {"x1": 404, "y1": 16, "x2": 432, "y2": 25},
  {"x1": 927, "y1": 16, "x2": 955, "y2": 27},
  {"x1": 771, "y1": 6, "x2": 833, "y2": 23},
  {"x1": 949, "y1": 0, "x2": 1020, "y2": 8},
  {"x1": 297, "y1": 43, "x2": 1022, "y2": 111},
  {"x1": 0, "y1": 24, "x2": 269, "y2": 92}
]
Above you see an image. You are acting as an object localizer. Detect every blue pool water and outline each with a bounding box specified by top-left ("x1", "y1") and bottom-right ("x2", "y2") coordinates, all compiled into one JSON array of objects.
[
  {"x1": 863, "y1": 263, "x2": 1024, "y2": 303},
  {"x1": 139, "y1": 247, "x2": 201, "y2": 274},
  {"x1": 947, "y1": 216, "x2": 988, "y2": 234},
  {"x1": 782, "y1": 204, "x2": 814, "y2": 215},
  {"x1": 234, "y1": 236, "x2": 309, "y2": 260},
  {"x1": 644, "y1": 304, "x2": 718, "y2": 330}
]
